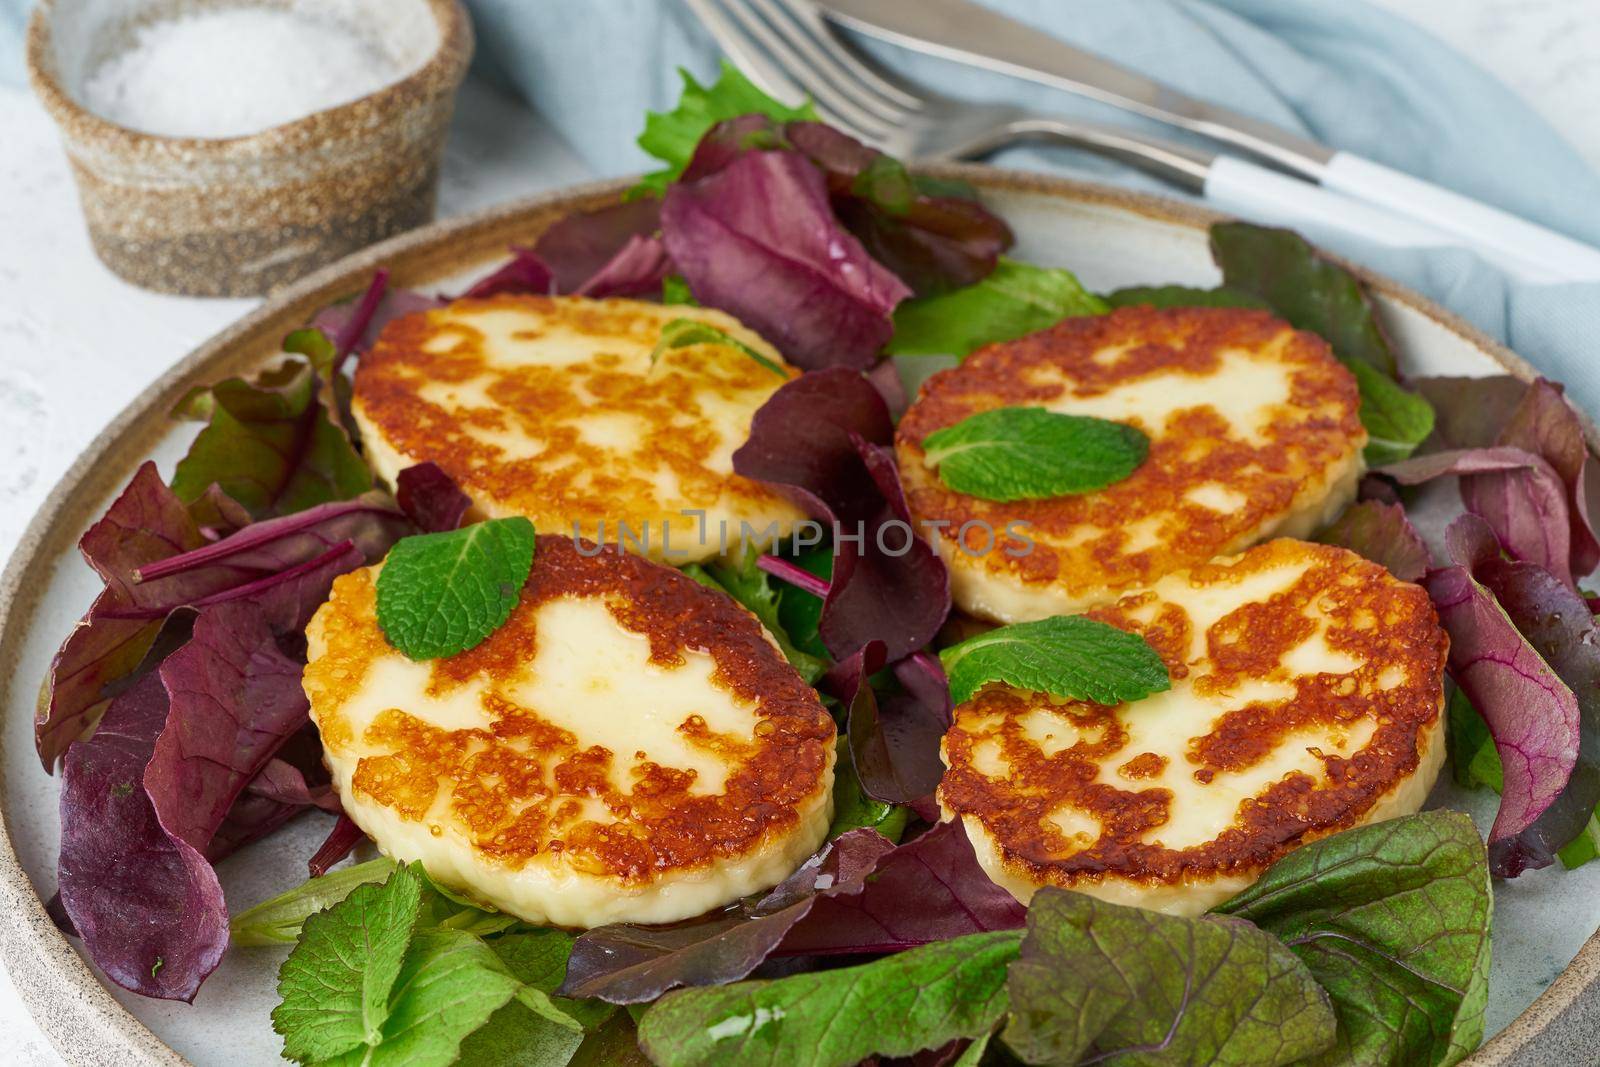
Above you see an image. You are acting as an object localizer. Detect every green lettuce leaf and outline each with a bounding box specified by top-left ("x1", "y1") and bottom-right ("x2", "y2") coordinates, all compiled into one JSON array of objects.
[
  {"x1": 634, "y1": 62, "x2": 817, "y2": 197},
  {"x1": 1215, "y1": 810, "x2": 1493, "y2": 1067},
  {"x1": 886, "y1": 258, "x2": 1108, "y2": 358},
  {"x1": 1209, "y1": 221, "x2": 1434, "y2": 463},
  {"x1": 1003, "y1": 888, "x2": 1336, "y2": 1066},
  {"x1": 232, "y1": 858, "x2": 397, "y2": 947},
  {"x1": 828, "y1": 738, "x2": 909, "y2": 841},
  {"x1": 636, "y1": 930, "x2": 1021, "y2": 1066},
  {"x1": 170, "y1": 352, "x2": 372, "y2": 518},
  {"x1": 687, "y1": 546, "x2": 828, "y2": 684}
]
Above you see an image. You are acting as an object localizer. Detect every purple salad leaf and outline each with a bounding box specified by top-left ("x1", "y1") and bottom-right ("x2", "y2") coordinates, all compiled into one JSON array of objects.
[
  {"x1": 169, "y1": 352, "x2": 373, "y2": 520},
  {"x1": 1314, "y1": 500, "x2": 1431, "y2": 581},
  {"x1": 833, "y1": 640, "x2": 948, "y2": 805},
  {"x1": 459, "y1": 246, "x2": 555, "y2": 299},
  {"x1": 1423, "y1": 559, "x2": 1579, "y2": 871},
  {"x1": 733, "y1": 367, "x2": 894, "y2": 522},
  {"x1": 534, "y1": 198, "x2": 666, "y2": 296},
  {"x1": 1414, "y1": 376, "x2": 1529, "y2": 451},
  {"x1": 145, "y1": 545, "x2": 358, "y2": 854},
  {"x1": 559, "y1": 829, "x2": 897, "y2": 1003},
  {"x1": 310, "y1": 268, "x2": 443, "y2": 362},
  {"x1": 1379, "y1": 446, "x2": 1574, "y2": 589},
  {"x1": 1447, "y1": 514, "x2": 1600, "y2": 875},
  {"x1": 308, "y1": 815, "x2": 368, "y2": 878},
  {"x1": 130, "y1": 493, "x2": 411, "y2": 600},
  {"x1": 1496, "y1": 378, "x2": 1600, "y2": 579},
  {"x1": 60, "y1": 540, "x2": 374, "y2": 1000},
  {"x1": 784, "y1": 121, "x2": 1012, "y2": 297},
  {"x1": 681, "y1": 116, "x2": 1012, "y2": 298},
  {"x1": 778, "y1": 820, "x2": 1024, "y2": 955},
  {"x1": 395, "y1": 461, "x2": 470, "y2": 533},
  {"x1": 735, "y1": 369, "x2": 950, "y2": 661},
  {"x1": 661, "y1": 150, "x2": 911, "y2": 370},
  {"x1": 38, "y1": 464, "x2": 228, "y2": 770},
  {"x1": 573, "y1": 233, "x2": 672, "y2": 299},
  {"x1": 825, "y1": 437, "x2": 951, "y2": 661},
  {"x1": 57, "y1": 672, "x2": 227, "y2": 1002}
]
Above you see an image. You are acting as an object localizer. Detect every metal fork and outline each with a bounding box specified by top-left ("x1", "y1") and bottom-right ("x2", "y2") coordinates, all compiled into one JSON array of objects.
[{"x1": 685, "y1": 0, "x2": 1214, "y2": 191}]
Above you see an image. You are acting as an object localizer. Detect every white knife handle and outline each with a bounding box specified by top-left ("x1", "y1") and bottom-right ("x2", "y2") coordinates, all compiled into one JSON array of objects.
[
  {"x1": 1323, "y1": 152, "x2": 1600, "y2": 282},
  {"x1": 1204, "y1": 155, "x2": 1565, "y2": 284}
]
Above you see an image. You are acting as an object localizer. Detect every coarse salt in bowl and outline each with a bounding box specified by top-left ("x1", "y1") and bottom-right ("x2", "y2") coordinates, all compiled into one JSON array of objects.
[{"x1": 26, "y1": 0, "x2": 473, "y2": 296}]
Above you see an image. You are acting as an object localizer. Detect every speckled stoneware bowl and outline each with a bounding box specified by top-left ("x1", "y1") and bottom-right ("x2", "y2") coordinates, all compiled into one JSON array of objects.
[
  {"x1": 25, "y1": 0, "x2": 473, "y2": 297},
  {"x1": 1, "y1": 170, "x2": 1597, "y2": 1064}
]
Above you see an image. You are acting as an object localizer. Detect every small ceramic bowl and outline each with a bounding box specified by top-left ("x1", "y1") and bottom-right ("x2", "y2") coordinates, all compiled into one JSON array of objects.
[{"x1": 26, "y1": 0, "x2": 473, "y2": 297}]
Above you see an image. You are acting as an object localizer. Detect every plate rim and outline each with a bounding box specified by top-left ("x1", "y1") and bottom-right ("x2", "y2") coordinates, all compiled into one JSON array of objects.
[{"x1": 0, "y1": 164, "x2": 1586, "y2": 1066}]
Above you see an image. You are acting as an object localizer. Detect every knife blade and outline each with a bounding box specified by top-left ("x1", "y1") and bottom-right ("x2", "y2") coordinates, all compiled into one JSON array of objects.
[{"x1": 814, "y1": 0, "x2": 1333, "y2": 178}]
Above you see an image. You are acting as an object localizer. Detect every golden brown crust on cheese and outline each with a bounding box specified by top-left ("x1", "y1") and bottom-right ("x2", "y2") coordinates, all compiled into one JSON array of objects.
[
  {"x1": 305, "y1": 535, "x2": 835, "y2": 884},
  {"x1": 895, "y1": 306, "x2": 1365, "y2": 611},
  {"x1": 938, "y1": 540, "x2": 1447, "y2": 890},
  {"x1": 350, "y1": 295, "x2": 797, "y2": 547}
]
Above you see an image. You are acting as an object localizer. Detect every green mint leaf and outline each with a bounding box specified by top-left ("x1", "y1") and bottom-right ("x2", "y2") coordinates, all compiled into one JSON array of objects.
[
  {"x1": 1003, "y1": 888, "x2": 1336, "y2": 1066},
  {"x1": 273, "y1": 863, "x2": 426, "y2": 1063},
  {"x1": 1215, "y1": 810, "x2": 1493, "y2": 1067},
  {"x1": 651, "y1": 318, "x2": 788, "y2": 379},
  {"x1": 920, "y1": 406, "x2": 1148, "y2": 502},
  {"x1": 687, "y1": 546, "x2": 828, "y2": 684},
  {"x1": 886, "y1": 258, "x2": 1108, "y2": 358},
  {"x1": 376, "y1": 517, "x2": 537, "y2": 660},
  {"x1": 828, "y1": 738, "x2": 910, "y2": 842},
  {"x1": 1103, "y1": 284, "x2": 1272, "y2": 310},
  {"x1": 636, "y1": 930, "x2": 1021, "y2": 1067},
  {"x1": 661, "y1": 274, "x2": 698, "y2": 306},
  {"x1": 1208, "y1": 221, "x2": 1435, "y2": 462},
  {"x1": 939, "y1": 615, "x2": 1170, "y2": 706},
  {"x1": 352, "y1": 929, "x2": 522, "y2": 1067},
  {"x1": 232, "y1": 858, "x2": 398, "y2": 947},
  {"x1": 1348, "y1": 358, "x2": 1437, "y2": 464},
  {"x1": 633, "y1": 62, "x2": 817, "y2": 197},
  {"x1": 170, "y1": 353, "x2": 372, "y2": 519}
]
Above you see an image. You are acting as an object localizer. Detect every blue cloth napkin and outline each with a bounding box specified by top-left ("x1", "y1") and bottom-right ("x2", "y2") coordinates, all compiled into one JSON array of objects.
[{"x1": 8, "y1": 0, "x2": 1598, "y2": 414}]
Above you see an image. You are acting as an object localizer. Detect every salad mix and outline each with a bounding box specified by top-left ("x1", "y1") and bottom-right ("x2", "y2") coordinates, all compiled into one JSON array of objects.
[{"x1": 30, "y1": 64, "x2": 1600, "y2": 1066}]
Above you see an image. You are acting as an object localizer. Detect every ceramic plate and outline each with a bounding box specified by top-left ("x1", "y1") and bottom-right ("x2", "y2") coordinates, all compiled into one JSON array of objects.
[{"x1": 2, "y1": 168, "x2": 1597, "y2": 1066}]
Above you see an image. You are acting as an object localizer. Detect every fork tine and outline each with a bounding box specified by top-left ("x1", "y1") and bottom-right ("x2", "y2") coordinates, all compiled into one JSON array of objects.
[
  {"x1": 767, "y1": 0, "x2": 926, "y2": 113},
  {"x1": 745, "y1": 0, "x2": 917, "y2": 124},
  {"x1": 714, "y1": 0, "x2": 894, "y2": 142},
  {"x1": 683, "y1": 0, "x2": 811, "y2": 110}
]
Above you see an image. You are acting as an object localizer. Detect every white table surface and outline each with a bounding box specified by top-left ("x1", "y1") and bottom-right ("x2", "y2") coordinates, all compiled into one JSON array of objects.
[{"x1": 3, "y1": 1, "x2": 1599, "y2": 1061}]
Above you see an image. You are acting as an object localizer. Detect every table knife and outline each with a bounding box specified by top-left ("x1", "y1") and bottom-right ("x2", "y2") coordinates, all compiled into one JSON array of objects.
[{"x1": 815, "y1": 0, "x2": 1600, "y2": 281}]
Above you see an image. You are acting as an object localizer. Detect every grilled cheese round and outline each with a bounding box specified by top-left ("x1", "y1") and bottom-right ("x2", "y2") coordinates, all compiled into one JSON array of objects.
[
  {"x1": 303, "y1": 535, "x2": 836, "y2": 927},
  {"x1": 939, "y1": 539, "x2": 1447, "y2": 916},
  {"x1": 351, "y1": 295, "x2": 807, "y2": 564},
  {"x1": 896, "y1": 306, "x2": 1367, "y2": 623}
]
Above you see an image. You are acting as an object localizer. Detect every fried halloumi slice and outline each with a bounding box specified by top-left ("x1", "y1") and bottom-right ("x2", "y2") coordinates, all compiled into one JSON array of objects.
[
  {"x1": 352, "y1": 295, "x2": 806, "y2": 563},
  {"x1": 304, "y1": 535, "x2": 836, "y2": 927},
  {"x1": 939, "y1": 539, "x2": 1447, "y2": 916},
  {"x1": 896, "y1": 306, "x2": 1367, "y2": 622}
]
